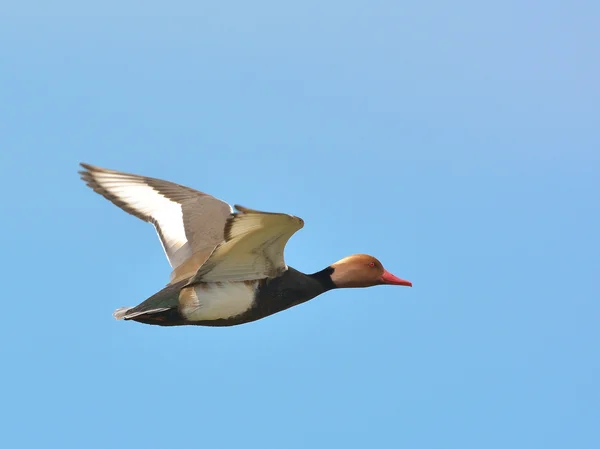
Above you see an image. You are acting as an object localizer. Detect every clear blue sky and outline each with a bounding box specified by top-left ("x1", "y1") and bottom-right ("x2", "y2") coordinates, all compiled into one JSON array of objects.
[{"x1": 1, "y1": 1, "x2": 599, "y2": 448}]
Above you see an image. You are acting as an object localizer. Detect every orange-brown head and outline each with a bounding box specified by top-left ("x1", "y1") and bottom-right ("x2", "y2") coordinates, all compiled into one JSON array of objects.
[{"x1": 329, "y1": 254, "x2": 412, "y2": 289}]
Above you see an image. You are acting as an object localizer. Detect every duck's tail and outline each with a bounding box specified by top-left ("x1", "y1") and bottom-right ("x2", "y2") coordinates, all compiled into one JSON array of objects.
[
  {"x1": 113, "y1": 307, "x2": 132, "y2": 320},
  {"x1": 112, "y1": 279, "x2": 189, "y2": 325}
]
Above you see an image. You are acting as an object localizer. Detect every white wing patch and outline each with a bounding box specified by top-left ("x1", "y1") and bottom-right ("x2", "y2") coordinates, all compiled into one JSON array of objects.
[
  {"x1": 94, "y1": 178, "x2": 189, "y2": 266},
  {"x1": 189, "y1": 206, "x2": 304, "y2": 283},
  {"x1": 80, "y1": 163, "x2": 233, "y2": 273}
]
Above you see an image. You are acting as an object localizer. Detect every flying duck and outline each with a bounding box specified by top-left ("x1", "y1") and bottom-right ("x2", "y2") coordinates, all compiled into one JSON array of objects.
[{"x1": 79, "y1": 163, "x2": 412, "y2": 327}]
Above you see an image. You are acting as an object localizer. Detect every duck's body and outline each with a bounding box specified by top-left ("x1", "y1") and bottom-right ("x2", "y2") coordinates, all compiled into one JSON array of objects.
[
  {"x1": 79, "y1": 163, "x2": 412, "y2": 327},
  {"x1": 125, "y1": 267, "x2": 335, "y2": 326}
]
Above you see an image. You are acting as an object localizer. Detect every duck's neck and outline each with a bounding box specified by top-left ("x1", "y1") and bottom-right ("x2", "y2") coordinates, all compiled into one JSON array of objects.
[
  {"x1": 308, "y1": 266, "x2": 337, "y2": 292},
  {"x1": 257, "y1": 266, "x2": 337, "y2": 311}
]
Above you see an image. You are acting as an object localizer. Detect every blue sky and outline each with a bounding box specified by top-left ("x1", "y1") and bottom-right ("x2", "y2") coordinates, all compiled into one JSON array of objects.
[{"x1": 1, "y1": 1, "x2": 599, "y2": 448}]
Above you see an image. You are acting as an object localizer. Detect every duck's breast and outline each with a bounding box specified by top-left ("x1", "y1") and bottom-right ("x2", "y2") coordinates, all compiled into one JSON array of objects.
[{"x1": 179, "y1": 281, "x2": 259, "y2": 321}]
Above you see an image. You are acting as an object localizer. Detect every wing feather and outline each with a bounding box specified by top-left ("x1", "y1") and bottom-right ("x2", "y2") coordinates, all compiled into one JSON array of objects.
[
  {"x1": 79, "y1": 163, "x2": 232, "y2": 275},
  {"x1": 188, "y1": 205, "x2": 304, "y2": 283}
]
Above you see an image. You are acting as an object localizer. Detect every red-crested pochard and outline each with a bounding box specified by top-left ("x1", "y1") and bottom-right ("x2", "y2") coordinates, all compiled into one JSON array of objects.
[{"x1": 79, "y1": 163, "x2": 412, "y2": 327}]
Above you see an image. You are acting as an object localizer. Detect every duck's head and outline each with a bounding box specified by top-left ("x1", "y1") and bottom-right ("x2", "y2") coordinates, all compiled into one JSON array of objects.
[{"x1": 329, "y1": 254, "x2": 412, "y2": 289}]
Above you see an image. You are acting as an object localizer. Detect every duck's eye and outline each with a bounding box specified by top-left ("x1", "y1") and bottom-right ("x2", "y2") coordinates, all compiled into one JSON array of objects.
[{"x1": 368, "y1": 262, "x2": 375, "y2": 268}]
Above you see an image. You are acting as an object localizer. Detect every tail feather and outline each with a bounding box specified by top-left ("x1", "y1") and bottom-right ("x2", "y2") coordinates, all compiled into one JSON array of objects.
[
  {"x1": 112, "y1": 279, "x2": 188, "y2": 323},
  {"x1": 113, "y1": 306, "x2": 175, "y2": 320},
  {"x1": 113, "y1": 307, "x2": 132, "y2": 320}
]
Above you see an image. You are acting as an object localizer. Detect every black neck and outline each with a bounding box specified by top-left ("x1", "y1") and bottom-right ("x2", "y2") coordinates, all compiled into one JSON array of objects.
[
  {"x1": 251, "y1": 265, "x2": 338, "y2": 320},
  {"x1": 308, "y1": 266, "x2": 337, "y2": 292}
]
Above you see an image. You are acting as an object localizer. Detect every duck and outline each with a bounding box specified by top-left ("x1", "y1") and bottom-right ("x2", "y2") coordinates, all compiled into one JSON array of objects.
[{"x1": 79, "y1": 163, "x2": 412, "y2": 327}]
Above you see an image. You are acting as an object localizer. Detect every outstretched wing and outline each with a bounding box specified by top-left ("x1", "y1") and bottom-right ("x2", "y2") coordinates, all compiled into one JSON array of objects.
[
  {"x1": 188, "y1": 205, "x2": 304, "y2": 283},
  {"x1": 79, "y1": 163, "x2": 233, "y2": 280}
]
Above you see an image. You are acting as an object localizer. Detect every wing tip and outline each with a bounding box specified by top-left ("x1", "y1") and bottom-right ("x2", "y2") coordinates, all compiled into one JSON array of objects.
[
  {"x1": 78, "y1": 162, "x2": 105, "y2": 175},
  {"x1": 78, "y1": 162, "x2": 111, "y2": 186},
  {"x1": 79, "y1": 162, "x2": 94, "y2": 170},
  {"x1": 79, "y1": 162, "x2": 139, "y2": 180}
]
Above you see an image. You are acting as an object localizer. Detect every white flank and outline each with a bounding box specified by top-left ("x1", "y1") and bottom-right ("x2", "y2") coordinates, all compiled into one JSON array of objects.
[{"x1": 181, "y1": 282, "x2": 258, "y2": 321}]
